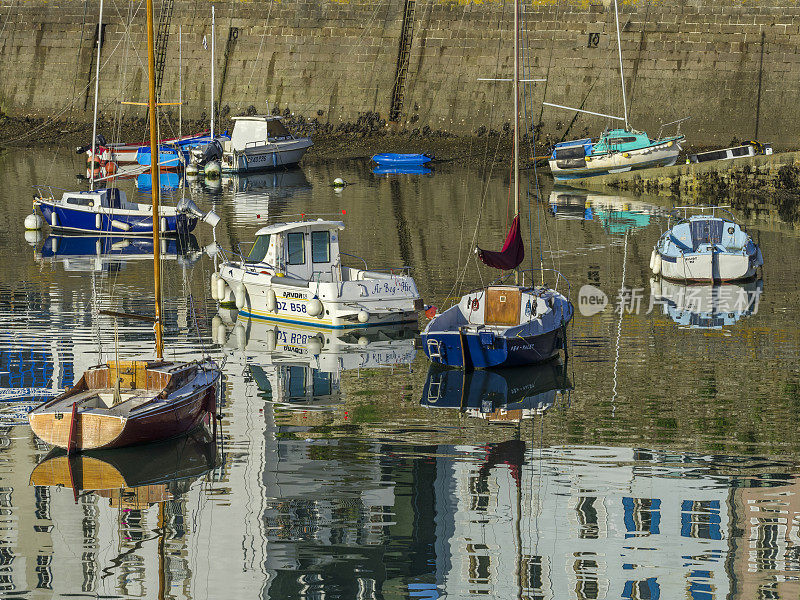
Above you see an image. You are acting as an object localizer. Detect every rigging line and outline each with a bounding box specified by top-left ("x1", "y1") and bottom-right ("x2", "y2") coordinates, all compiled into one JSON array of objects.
[
  {"x1": 626, "y1": 0, "x2": 652, "y2": 116},
  {"x1": 240, "y1": 0, "x2": 274, "y2": 107},
  {"x1": 611, "y1": 229, "x2": 628, "y2": 416},
  {"x1": 536, "y1": 0, "x2": 562, "y2": 126},
  {"x1": 69, "y1": 0, "x2": 89, "y2": 116}
]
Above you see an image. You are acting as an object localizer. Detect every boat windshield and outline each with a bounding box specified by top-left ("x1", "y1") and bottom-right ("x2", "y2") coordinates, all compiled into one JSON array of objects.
[
  {"x1": 247, "y1": 235, "x2": 270, "y2": 263},
  {"x1": 267, "y1": 120, "x2": 292, "y2": 141}
]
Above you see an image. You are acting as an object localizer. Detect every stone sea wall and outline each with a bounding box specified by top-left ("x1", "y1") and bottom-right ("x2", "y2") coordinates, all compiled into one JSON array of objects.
[{"x1": 0, "y1": 0, "x2": 798, "y2": 146}]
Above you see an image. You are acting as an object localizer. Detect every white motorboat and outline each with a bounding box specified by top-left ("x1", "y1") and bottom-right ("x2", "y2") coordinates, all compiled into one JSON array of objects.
[
  {"x1": 214, "y1": 219, "x2": 423, "y2": 329},
  {"x1": 221, "y1": 115, "x2": 312, "y2": 173}
]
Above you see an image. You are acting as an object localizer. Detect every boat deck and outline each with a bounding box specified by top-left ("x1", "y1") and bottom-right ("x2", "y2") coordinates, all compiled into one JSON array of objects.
[{"x1": 43, "y1": 386, "x2": 158, "y2": 416}]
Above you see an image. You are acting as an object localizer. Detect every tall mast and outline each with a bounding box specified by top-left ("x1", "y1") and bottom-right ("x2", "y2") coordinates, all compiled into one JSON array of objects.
[
  {"x1": 210, "y1": 5, "x2": 215, "y2": 139},
  {"x1": 513, "y1": 0, "x2": 519, "y2": 217},
  {"x1": 146, "y1": 0, "x2": 164, "y2": 359},
  {"x1": 613, "y1": 0, "x2": 629, "y2": 129},
  {"x1": 90, "y1": 0, "x2": 104, "y2": 192},
  {"x1": 179, "y1": 26, "x2": 182, "y2": 140}
]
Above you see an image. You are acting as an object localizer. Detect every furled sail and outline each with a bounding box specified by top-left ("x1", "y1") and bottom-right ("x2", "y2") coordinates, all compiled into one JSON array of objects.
[{"x1": 477, "y1": 214, "x2": 524, "y2": 270}]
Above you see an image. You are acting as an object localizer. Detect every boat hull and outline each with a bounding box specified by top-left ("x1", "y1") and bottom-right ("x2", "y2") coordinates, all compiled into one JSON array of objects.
[
  {"x1": 657, "y1": 250, "x2": 761, "y2": 282},
  {"x1": 421, "y1": 326, "x2": 565, "y2": 369},
  {"x1": 36, "y1": 201, "x2": 197, "y2": 236},
  {"x1": 222, "y1": 138, "x2": 313, "y2": 173},
  {"x1": 550, "y1": 142, "x2": 681, "y2": 181}
]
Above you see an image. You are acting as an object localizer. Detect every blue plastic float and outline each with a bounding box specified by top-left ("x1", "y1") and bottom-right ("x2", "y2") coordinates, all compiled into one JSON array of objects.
[
  {"x1": 371, "y1": 153, "x2": 432, "y2": 166},
  {"x1": 372, "y1": 165, "x2": 432, "y2": 176}
]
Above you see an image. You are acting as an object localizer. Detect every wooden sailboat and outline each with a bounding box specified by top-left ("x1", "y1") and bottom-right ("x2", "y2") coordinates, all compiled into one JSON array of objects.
[
  {"x1": 28, "y1": 0, "x2": 221, "y2": 453},
  {"x1": 421, "y1": 0, "x2": 572, "y2": 369}
]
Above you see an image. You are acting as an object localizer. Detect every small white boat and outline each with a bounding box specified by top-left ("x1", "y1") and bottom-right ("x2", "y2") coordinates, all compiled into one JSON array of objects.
[
  {"x1": 214, "y1": 219, "x2": 423, "y2": 329},
  {"x1": 689, "y1": 141, "x2": 772, "y2": 164},
  {"x1": 650, "y1": 206, "x2": 763, "y2": 282},
  {"x1": 221, "y1": 116, "x2": 312, "y2": 173}
]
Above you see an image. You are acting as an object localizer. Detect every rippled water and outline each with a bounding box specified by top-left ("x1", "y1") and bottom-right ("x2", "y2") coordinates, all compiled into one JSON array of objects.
[{"x1": 0, "y1": 148, "x2": 799, "y2": 598}]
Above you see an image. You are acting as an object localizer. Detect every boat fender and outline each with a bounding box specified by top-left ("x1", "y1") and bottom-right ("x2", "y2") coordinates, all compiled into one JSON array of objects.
[
  {"x1": 651, "y1": 277, "x2": 662, "y2": 298},
  {"x1": 211, "y1": 273, "x2": 221, "y2": 300},
  {"x1": 211, "y1": 316, "x2": 223, "y2": 344},
  {"x1": 358, "y1": 336, "x2": 369, "y2": 347},
  {"x1": 307, "y1": 297, "x2": 323, "y2": 317},
  {"x1": 667, "y1": 141, "x2": 673, "y2": 147},
  {"x1": 95, "y1": 214, "x2": 102, "y2": 229},
  {"x1": 471, "y1": 297, "x2": 479, "y2": 312},
  {"x1": 50, "y1": 211, "x2": 58, "y2": 228},
  {"x1": 307, "y1": 335, "x2": 323, "y2": 355},
  {"x1": 50, "y1": 237, "x2": 58, "y2": 253},
  {"x1": 623, "y1": 152, "x2": 629, "y2": 158},
  {"x1": 234, "y1": 282, "x2": 248, "y2": 310},
  {"x1": 216, "y1": 278, "x2": 228, "y2": 303},
  {"x1": 24, "y1": 213, "x2": 43, "y2": 230},
  {"x1": 357, "y1": 310, "x2": 370, "y2": 323},
  {"x1": 234, "y1": 323, "x2": 246, "y2": 351},
  {"x1": 649, "y1": 250, "x2": 656, "y2": 271},
  {"x1": 265, "y1": 327, "x2": 277, "y2": 351},
  {"x1": 265, "y1": 288, "x2": 277, "y2": 312},
  {"x1": 653, "y1": 252, "x2": 662, "y2": 275},
  {"x1": 111, "y1": 219, "x2": 131, "y2": 231},
  {"x1": 160, "y1": 217, "x2": 168, "y2": 233}
]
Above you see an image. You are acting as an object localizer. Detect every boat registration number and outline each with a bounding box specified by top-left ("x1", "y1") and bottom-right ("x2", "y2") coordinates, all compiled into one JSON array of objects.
[{"x1": 277, "y1": 301, "x2": 307, "y2": 313}]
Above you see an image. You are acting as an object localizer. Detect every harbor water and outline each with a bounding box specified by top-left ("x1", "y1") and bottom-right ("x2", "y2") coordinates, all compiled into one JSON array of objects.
[{"x1": 0, "y1": 148, "x2": 799, "y2": 598}]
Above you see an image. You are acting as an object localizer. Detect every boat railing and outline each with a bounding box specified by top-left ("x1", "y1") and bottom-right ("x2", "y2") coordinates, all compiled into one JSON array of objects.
[
  {"x1": 656, "y1": 116, "x2": 691, "y2": 140},
  {"x1": 32, "y1": 185, "x2": 67, "y2": 200},
  {"x1": 670, "y1": 205, "x2": 736, "y2": 222},
  {"x1": 486, "y1": 268, "x2": 572, "y2": 296}
]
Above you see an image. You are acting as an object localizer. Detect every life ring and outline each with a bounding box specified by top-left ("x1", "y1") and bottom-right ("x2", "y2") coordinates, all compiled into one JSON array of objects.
[{"x1": 471, "y1": 297, "x2": 479, "y2": 311}]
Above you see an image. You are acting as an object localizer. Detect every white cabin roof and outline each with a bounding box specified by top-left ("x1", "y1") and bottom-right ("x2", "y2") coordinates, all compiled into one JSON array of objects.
[{"x1": 255, "y1": 220, "x2": 345, "y2": 236}]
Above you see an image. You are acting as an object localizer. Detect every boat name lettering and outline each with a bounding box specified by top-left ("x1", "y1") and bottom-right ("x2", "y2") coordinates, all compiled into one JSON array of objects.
[
  {"x1": 372, "y1": 280, "x2": 414, "y2": 295},
  {"x1": 248, "y1": 154, "x2": 271, "y2": 164},
  {"x1": 277, "y1": 331, "x2": 313, "y2": 345},
  {"x1": 283, "y1": 292, "x2": 306, "y2": 299}
]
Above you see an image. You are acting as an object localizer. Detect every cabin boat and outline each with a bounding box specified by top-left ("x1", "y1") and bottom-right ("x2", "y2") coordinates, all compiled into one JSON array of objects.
[
  {"x1": 221, "y1": 116, "x2": 312, "y2": 173},
  {"x1": 422, "y1": 283, "x2": 573, "y2": 369},
  {"x1": 28, "y1": 359, "x2": 220, "y2": 452},
  {"x1": 34, "y1": 187, "x2": 199, "y2": 235},
  {"x1": 650, "y1": 277, "x2": 763, "y2": 329},
  {"x1": 650, "y1": 207, "x2": 763, "y2": 282},
  {"x1": 420, "y1": 360, "x2": 571, "y2": 421},
  {"x1": 214, "y1": 220, "x2": 423, "y2": 329},
  {"x1": 689, "y1": 141, "x2": 772, "y2": 164},
  {"x1": 549, "y1": 128, "x2": 684, "y2": 181}
]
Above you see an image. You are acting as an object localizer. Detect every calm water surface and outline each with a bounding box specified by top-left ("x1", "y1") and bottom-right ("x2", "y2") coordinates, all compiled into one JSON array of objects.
[{"x1": 0, "y1": 148, "x2": 798, "y2": 598}]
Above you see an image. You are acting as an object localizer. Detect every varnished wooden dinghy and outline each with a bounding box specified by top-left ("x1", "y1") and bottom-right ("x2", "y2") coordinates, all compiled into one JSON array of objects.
[
  {"x1": 29, "y1": 427, "x2": 217, "y2": 507},
  {"x1": 28, "y1": 359, "x2": 219, "y2": 452}
]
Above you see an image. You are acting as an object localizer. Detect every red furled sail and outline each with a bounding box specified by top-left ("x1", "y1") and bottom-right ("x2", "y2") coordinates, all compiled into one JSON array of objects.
[{"x1": 477, "y1": 214, "x2": 524, "y2": 270}]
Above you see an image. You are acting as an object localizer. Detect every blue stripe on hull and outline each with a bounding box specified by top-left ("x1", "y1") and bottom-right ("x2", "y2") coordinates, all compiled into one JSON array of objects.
[
  {"x1": 421, "y1": 328, "x2": 565, "y2": 369},
  {"x1": 37, "y1": 203, "x2": 197, "y2": 235},
  {"x1": 238, "y1": 309, "x2": 418, "y2": 330}
]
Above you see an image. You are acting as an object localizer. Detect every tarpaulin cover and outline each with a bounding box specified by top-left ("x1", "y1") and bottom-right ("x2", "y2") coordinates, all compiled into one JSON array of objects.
[{"x1": 477, "y1": 214, "x2": 524, "y2": 270}]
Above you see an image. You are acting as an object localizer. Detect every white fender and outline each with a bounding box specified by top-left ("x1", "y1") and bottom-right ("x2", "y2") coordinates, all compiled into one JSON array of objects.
[
  {"x1": 50, "y1": 211, "x2": 58, "y2": 228},
  {"x1": 234, "y1": 282, "x2": 248, "y2": 310},
  {"x1": 649, "y1": 250, "x2": 656, "y2": 271},
  {"x1": 211, "y1": 316, "x2": 223, "y2": 344},
  {"x1": 50, "y1": 237, "x2": 58, "y2": 253},
  {"x1": 307, "y1": 335, "x2": 323, "y2": 355},
  {"x1": 307, "y1": 298, "x2": 323, "y2": 317},
  {"x1": 651, "y1": 276, "x2": 663, "y2": 298},
  {"x1": 95, "y1": 213, "x2": 101, "y2": 229},
  {"x1": 234, "y1": 323, "x2": 246, "y2": 351},
  {"x1": 357, "y1": 336, "x2": 369, "y2": 347},
  {"x1": 160, "y1": 217, "x2": 168, "y2": 233},
  {"x1": 265, "y1": 327, "x2": 277, "y2": 351},
  {"x1": 265, "y1": 288, "x2": 277, "y2": 312},
  {"x1": 653, "y1": 253, "x2": 662, "y2": 276},
  {"x1": 111, "y1": 219, "x2": 131, "y2": 231},
  {"x1": 216, "y1": 278, "x2": 228, "y2": 303},
  {"x1": 357, "y1": 310, "x2": 369, "y2": 323},
  {"x1": 210, "y1": 273, "x2": 220, "y2": 300},
  {"x1": 24, "y1": 213, "x2": 43, "y2": 230}
]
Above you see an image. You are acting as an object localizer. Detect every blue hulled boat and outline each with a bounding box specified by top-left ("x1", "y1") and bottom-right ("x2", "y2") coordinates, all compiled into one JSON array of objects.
[
  {"x1": 34, "y1": 187, "x2": 199, "y2": 235},
  {"x1": 371, "y1": 153, "x2": 431, "y2": 166}
]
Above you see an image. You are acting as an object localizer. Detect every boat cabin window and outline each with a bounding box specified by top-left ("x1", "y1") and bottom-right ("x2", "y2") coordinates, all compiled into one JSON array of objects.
[
  {"x1": 287, "y1": 232, "x2": 305, "y2": 265},
  {"x1": 266, "y1": 120, "x2": 292, "y2": 141},
  {"x1": 607, "y1": 136, "x2": 638, "y2": 145},
  {"x1": 100, "y1": 189, "x2": 122, "y2": 209},
  {"x1": 554, "y1": 146, "x2": 586, "y2": 160},
  {"x1": 66, "y1": 195, "x2": 94, "y2": 207},
  {"x1": 311, "y1": 231, "x2": 331, "y2": 263},
  {"x1": 288, "y1": 366, "x2": 306, "y2": 399},
  {"x1": 248, "y1": 235, "x2": 270, "y2": 263},
  {"x1": 313, "y1": 371, "x2": 332, "y2": 396}
]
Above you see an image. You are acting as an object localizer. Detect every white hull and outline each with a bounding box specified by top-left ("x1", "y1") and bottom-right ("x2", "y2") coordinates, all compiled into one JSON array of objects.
[
  {"x1": 222, "y1": 138, "x2": 313, "y2": 173},
  {"x1": 657, "y1": 251, "x2": 759, "y2": 282},
  {"x1": 550, "y1": 141, "x2": 681, "y2": 180}
]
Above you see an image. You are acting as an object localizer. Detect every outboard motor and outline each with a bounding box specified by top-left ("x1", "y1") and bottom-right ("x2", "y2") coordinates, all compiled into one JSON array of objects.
[
  {"x1": 76, "y1": 134, "x2": 108, "y2": 155},
  {"x1": 190, "y1": 139, "x2": 223, "y2": 167},
  {"x1": 177, "y1": 196, "x2": 221, "y2": 227}
]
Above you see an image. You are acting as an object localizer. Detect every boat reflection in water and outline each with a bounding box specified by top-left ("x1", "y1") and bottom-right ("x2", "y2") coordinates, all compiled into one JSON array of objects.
[
  {"x1": 34, "y1": 234, "x2": 202, "y2": 272},
  {"x1": 548, "y1": 188, "x2": 667, "y2": 235},
  {"x1": 215, "y1": 311, "x2": 416, "y2": 409},
  {"x1": 29, "y1": 427, "x2": 217, "y2": 508},
  {"x1": 650, "y1": 276, "x2": 763, "y2": 329},
  {"x1": 420, "y1": 359, "x2": 571, "y2": 422}
]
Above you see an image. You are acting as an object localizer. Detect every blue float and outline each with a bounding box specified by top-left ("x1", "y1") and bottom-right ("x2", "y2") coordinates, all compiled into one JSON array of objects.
[{"x1": 371, "y1": 153, "x2": 432, "y2": 166}]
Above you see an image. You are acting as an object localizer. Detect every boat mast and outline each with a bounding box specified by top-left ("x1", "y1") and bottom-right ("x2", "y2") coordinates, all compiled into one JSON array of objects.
[
  {"x1": 90, "y1": 0, "x2": 104, "y2": 192},
  {"x1": 210, "y1": 5, "x2": 215, "y2": 139},
  {"x1": 613, "y1": 0, "x2": 629, "y2": 129},
  {"x1": 146, "y1": 0, "x2": 164, "y2": 359},
  {"x1": 513, "y1": 0, "x2": 519, "y2": 284},
  {"x1": 179, "y1": 26, "x2": 182, "y2": 140}
]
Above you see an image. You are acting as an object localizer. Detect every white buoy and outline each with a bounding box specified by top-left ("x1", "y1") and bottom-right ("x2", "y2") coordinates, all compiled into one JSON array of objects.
[
  {"x1": 333, "y1": 177, "x2": 346, "y2": 188},
  {"x1": 204, "y1": 161, "x2": 221, "y2": 178},
  {"x1": 265, "y1": 288, "x2": 277, "y2": 312},
  {"x1": 211, "y1": 316, "x2": 223, "y2": 344},
  {"x1": 24, "y1": 230, "x2": 43, "y2": 245},
  {"x1": 307, "y1": 298, "x2": 323, "y2": 317},
  {"x1": 24, "y1": 213, "x2": 43, "y2": 230},
  {"x1": 211, "y1": 273, "x2": 220, "y2": 300},
  {"x1": 357, "y1": 310, "x2": 369, "y2": 323},
  {"x1": 216, "y1": 278, "x2": 228, "y2": 303},
  {"x1": 234, "y1": 282, "x2": 247, "y2": 309},
  {"x1": 265, "y1": 327, "x2": 277, "y2": 351}
]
